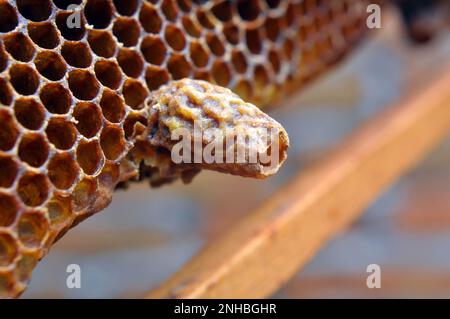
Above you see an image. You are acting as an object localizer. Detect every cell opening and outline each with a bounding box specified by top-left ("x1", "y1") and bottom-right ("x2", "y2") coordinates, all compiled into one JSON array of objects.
[
  {"x1": 9, "y1": 64, "x2": 40, "y2": 96},
  {"x1": 0, "y1": 232, "x2": 17, "y2": 267},
  {"x1": 73, "y1": 102, "x2": 103, "y2": 138},
  {"x1": 189, "y1": 41, "x2": 209, "y2": 68},
  {"x1": 88, "y1": 30, "x2": 117, "y2": 58},
  {"x1": 223, "y1": 24, "x2": 240, "y2": 45},
  {"x1": 265, "y1": 17, "x2": 281, "y2": 42},
  {"x1": 182, "y1": 16, "x2": 201, "y2": 38},
  {"x1": 145, "y1": 65, "x2": 170, "y2": 91},
  {"x1": 0, "y1": 273, "x2": 14, "y2": 297},
  {"x1": 3, "y1": 32, "x2": 35, "y2": 62},
  {"x1": 0, "y1": 1, "x2": 18, "y2": 32},
  {"x1": 100, "y1": 125, "x2": 126, "y2": 160},
  {"x1": 176, "y1": 0, "x2": 192, "y2": 13},
  {"x1": 27, "y1": 22, "x2": 60, "y2": 49},
  {"x1": 94, "y1": 60, "x2": 122, "y2": 89},
  {"x1": 16, "y1": 253, "x2": 38, "y2": 283},
  {"x1": 193, "y1": 70, "x2": 211, "y2": 82},
  {"x1": 68, "y1": 70, "x2": 100, "y2": 100},
  {"x1": 72, "y1": 177, "x2": 97, "y2": 212},
  {"x1": 206, "y1": 33, "x2": 225, "y2": 57},
  {"x1": 0, "y1": 110, "x2": 19, "y2": 151},
  {"x1": 0, "y1": 193, "x2": 18, "y2": 227},
  {"x1": 212, "y1": 60, "x2": 231, "y2": 87},
  {"x1": 17, "y1": 0, "x2": 52, "y2": 22},
  {"x1": 76, "y1": 140, "x2": 104, "y2": 175},
  {"x1": 265, "y1": 0, "x2": 281, "y2": 9},
  {"x1": 84, "y1": 0, "x2": 114, "y2": 29},
  {"x1": 165, "y1": 24, "x2": 186, "y2": 51},
  {"x1": 18, "y1": 133, "x2": 49, "y2": 167},
  {"x1": 196, "y1": 10, "x2": 214, "y2": 30},
  {"x1": 39, "y1": 83, "x2": 72, "y2": 114},
  {"x1": 0, "y1": 156, "x2": 18, "y2": 188},
  {"x1": 246, "y1": 28, "x2": 263, "y2": 54},
  {"x1": 0, "y1": 78, "x2": 13, "y2": 106},
  {"x1": 233, "y1": 79, "x2": 253, "y2": 101},
  {"x1": 122, "y1": 79, "x2": 148, "y2": 110},
  {"x1": 167, "y1": 54, "x2": 191, "y2": 80},
  {"x1": 47, "y1": 152, "x2": 79, "y2": 190},
  {"x1": 212, "y1": 1, "x2": 233, "y2": 22},
  {"x1": 17, "y1": 172, "x2": 50, "y2": 207},
  {"x1": 112, "y1": 17, "x2": 141, "y2": 47},
  {"x1": 98, "y1": 161, "x2": 120, "y2": 190},
  {"x1": 283, "y1": 38, "x2": 295, "y2": 60},
  {"x1": 14, "y1": 98, "x2": 46, "y2": 130},
  {"x1": 18, "y1": 212, "x2": 49, "y2": 248},
  {"x1": 124, "y1": 113, "x2": 147, "y2": 139},
  {"x1": 139, "y1": 2, "x2": 162, "y2": 34},
  {"x1": 34, "y1": 51, "x2": 67, "y2": 81},
  {"x1": 45, "y1": 117, "x2": 77, "y2": 150},
  {"x1": 113, "y1": 0, "x2": 139, "y2": 16},
  {"x1": 161, "y1": 0, "x2": 178, "y2": 21},
  {"x1": 268, "y1": 49, "x2": 281, "y2": 73},
  {"x1": 237, "y1": 0, "x2": 261, "y2": 21},
  {"x1": 56, "y1": 11, "x2": 86, "y2": 41},
  {"x1": 231, "y1": 50, "x2": 247, "y2": 74},
  {"x1": 284, "y1": 3, "x2": 297, "y2": 27},
  {"x1": 47, "y1": 195, "x2": 72, "y2": 227},
  {"x1": 117, "y1": 48, "x2": 144, "y2": 78},
  {"x1": 61, "y1": 41, "x2": 93, "y2": 68},
  {"x1": 100, "y1": 89, "x2": 126, "y2": 123},
  {"x1": 0, "y1": 43, "x2": 7, "y2": 72},
  {"x1": 254, "y1": 64, "x2": 269, "y2": 91},
  {"x1": 141, "y1": 36, "x2": 167, "y2": 66},
  {"x1": 53, "y1": 0, "x2": 83, "y2": 9}
]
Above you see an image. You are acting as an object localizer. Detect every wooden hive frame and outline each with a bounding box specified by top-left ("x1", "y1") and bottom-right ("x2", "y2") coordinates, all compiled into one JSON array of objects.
[{"x1": 146, "y1": 64, "x2": 450, "y2": 299}]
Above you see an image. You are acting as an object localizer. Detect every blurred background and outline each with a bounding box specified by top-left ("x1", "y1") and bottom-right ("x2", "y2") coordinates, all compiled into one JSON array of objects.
[{"x1": 23, "y1": 11, "x2": 450, "y2": 298}]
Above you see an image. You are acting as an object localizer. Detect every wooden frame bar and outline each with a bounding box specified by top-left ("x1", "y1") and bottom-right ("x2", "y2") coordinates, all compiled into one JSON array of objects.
[{"x1": 148, "y1": 66, "x2": 450, "y2": 299}]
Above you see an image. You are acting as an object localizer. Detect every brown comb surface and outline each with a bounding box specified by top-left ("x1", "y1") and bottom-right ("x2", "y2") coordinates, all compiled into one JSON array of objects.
[{"x1": 0, "y1": 0, "x2": 371, "y2": 298}]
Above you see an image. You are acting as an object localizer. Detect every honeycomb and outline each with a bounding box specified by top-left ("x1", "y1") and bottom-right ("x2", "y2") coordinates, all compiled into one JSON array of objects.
[{"x1": 0, "y1": 0, "x2": 371, "y2": 298}]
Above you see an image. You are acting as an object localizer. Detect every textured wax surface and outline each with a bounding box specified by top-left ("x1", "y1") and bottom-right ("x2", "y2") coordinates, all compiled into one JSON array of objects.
[
  {"x1": 142, "y1": 78, "x2": 289, "y2": 182},
  {"x1": 0, "y1": 0, "x2": 370, "y2": 298}
]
